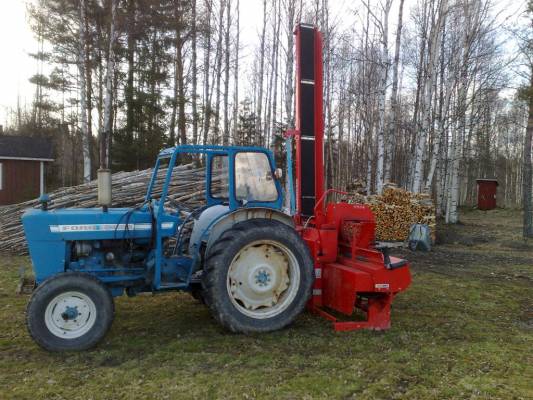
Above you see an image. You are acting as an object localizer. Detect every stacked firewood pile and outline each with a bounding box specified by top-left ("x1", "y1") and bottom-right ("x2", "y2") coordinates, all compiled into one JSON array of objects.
[
  {"x1": 0, "y1": 164, "x2": 209, "y2": 255},
  {"x1": 347, "y1": 185, "x2": 436, "y2": 242}
]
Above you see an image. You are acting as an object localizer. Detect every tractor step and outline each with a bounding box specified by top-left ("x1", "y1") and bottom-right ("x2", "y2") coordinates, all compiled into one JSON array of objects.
[{"x1": 157, "y1": 280, "x2": 190, "y2": 290}]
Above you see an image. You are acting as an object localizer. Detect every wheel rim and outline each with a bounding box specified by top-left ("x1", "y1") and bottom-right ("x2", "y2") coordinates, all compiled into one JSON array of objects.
[
  {"x1": 44, "y1": 291, "x2": 97, "y2": 339},
  {"x1": 227, "y1": 240, "x2": 300, "y2": 319}
]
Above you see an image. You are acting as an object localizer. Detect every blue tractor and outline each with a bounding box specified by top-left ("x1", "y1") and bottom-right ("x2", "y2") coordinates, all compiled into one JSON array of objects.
[{"x1": 23, "y1": 145, "x2": 314, "y2": 351}]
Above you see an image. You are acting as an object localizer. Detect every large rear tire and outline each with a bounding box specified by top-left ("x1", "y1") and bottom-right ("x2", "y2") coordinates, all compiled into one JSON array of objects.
[
  {"x1": 202, "y1": 219, "x2": 313, "y2": 333},
  {"x1": 26, "y1": 272, "x2": 114, "y2": 352}
]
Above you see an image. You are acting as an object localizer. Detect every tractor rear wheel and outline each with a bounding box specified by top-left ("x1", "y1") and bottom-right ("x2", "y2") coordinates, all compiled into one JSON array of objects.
[
  {"x1": 202, "y1": 219, "x2": 313, "y2": 333},
  {"x1": 26, "y1": 272, "x2": 114, "y2": 352}
]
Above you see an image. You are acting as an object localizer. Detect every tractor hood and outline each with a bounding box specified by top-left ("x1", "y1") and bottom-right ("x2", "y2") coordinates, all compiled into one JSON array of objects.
[
  {"x1": 22, "y1": 207, "x2": 177, "y2": 243},
  {"x1": 22, "y1": 207, "x2": 178, "y2": 284}
]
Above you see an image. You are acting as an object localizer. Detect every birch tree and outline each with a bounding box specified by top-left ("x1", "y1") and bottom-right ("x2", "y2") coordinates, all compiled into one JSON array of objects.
[
  {"x1": 191, "y1": 0, "x2": 199, "y2": 145},
  {"x1": 447, "y1": 0, "x2": 486, "y2": 223},
  {"x1": 223, "y1": 0, "x2": 231, "y2": 146},
  {"x1": 213, "y1": 0, "x2": 225, "y2": 144},
  {"x1": 283, "y1": 0, "x2": 296, "y2": 127},
  {"x1": 202, "y1": 0, "x2": 213, "y2": 145},
  {"x1": 256, "y1": 0, "x2": 267, "y2": 143},
  {"x1": 100, "y1": 0, "x2": 118, "y2": 170},
  {"x1": 412, "y1": 0, "x2": 447, "y2": 193},
  {"x1": 523, "y1": 80, "x2": 533, "y2": 235},
  {"x1": 232, "y1": 0, "x2": 240, "y2": 142},
  {"x1": 384, "y1": 0, "x2": 405, "y2": 184},
  {"x1": 78, "y1": 0, "x2": 91, "y2": 183},
  {"x1": 521, "y1": 0, "x2": 533, "y2": 236},
  {"x1": 375, "y1": 0, "x2": 392, "y2": 194}
]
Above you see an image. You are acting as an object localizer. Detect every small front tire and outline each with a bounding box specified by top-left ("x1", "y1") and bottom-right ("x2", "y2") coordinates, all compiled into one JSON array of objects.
[{"x1": 26, "y1": 272, "x2": 114, "y2": 352}]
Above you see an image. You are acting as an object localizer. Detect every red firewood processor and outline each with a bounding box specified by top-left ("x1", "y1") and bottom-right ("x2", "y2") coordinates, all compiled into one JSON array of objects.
[{"x1": 287, "y1": 24, "x2": 411, "y2": 330}]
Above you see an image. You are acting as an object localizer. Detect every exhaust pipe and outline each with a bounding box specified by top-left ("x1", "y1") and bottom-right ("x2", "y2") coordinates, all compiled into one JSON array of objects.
[{"x1": 97, "y1": 169, "x2": 112, "y2": 211}]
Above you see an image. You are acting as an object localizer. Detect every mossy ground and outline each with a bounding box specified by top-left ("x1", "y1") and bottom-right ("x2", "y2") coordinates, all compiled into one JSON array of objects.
[{"x1": 0, "y1": 209, "x2": 531, "y2": 399}]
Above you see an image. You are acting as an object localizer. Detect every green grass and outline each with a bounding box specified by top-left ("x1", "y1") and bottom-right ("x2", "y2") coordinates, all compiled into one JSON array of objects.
[{"x1": 0, "y1": 209, "x2": 532, "y2": 399}]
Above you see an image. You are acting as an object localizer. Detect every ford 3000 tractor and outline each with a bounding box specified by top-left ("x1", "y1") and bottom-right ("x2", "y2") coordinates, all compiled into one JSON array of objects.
[{"x1": 23, "y1": 146, "x2": 311, "y2": 351}]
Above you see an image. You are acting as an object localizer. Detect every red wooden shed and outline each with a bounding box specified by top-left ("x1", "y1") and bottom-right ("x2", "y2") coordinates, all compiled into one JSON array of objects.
[
  {"x1": 0, "y1": 135, "x2": 54, "y2": 205},
  {"x1": 476, "y1": 179, "x2": 498, "y2": 210}
]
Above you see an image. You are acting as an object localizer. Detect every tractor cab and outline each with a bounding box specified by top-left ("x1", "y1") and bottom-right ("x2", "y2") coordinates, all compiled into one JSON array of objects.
[
  {"x1": 144, "y1": 145, "x2": 288, "y2": 289},
  {"x1": 149, "y1": 145, "x2": 283, "y2": 213}
]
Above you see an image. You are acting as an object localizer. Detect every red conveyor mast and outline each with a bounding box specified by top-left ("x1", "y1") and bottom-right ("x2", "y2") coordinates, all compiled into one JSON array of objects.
[{"x1": 294, "y1": 24, "x2": 325, "y2": 223}]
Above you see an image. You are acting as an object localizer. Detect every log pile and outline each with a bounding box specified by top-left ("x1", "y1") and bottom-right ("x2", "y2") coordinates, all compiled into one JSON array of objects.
[
  {"x1": 0, "y1": 164, "x2": 434, "y2": 254},
  {"x1": 0, "y1": 164, "x2": 209, "y2": 255},
  {"x1": 347, "y1": 186, "x2": 436, "y2": 242}
]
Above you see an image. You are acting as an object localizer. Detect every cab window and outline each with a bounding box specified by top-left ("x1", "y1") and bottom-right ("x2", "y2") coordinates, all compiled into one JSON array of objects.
[
  {"x1": 210, "y1": 155, "x2": 229, "y2": 199},
  {"x1": 235, "y1": 152, "x2": 278, "y2": 202}
]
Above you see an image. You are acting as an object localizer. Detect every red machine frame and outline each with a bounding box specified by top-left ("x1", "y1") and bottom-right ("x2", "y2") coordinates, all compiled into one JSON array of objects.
[{"x1": 289, "y1": 24, "x2": 411, "y2": 331}]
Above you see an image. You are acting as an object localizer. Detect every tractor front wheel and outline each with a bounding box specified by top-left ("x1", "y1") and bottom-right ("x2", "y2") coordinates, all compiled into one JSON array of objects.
[
  {"x1": 202, "y1": 219, "x2": 313, "y2": 333},
  {"x1": 26, "y1": 272, "x2": 114, "y2": 352}
]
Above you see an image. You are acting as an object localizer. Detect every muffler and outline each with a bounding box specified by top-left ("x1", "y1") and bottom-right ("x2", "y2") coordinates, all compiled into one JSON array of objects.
[{"x1": 97, "y1": 169, "x2": 112, "y2": 211}]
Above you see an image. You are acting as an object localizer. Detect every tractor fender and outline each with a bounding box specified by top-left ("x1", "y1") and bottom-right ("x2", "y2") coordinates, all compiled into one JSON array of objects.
[
  {"x1": 188, "y1": 205, "x2": 231, "y2": 256},
  {"x1": 203, "y1": 207, "x2": 294, "y2": 256}
]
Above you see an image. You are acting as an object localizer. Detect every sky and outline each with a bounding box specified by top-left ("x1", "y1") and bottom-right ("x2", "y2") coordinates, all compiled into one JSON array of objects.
[
  {"x1": 0, "y1": 0, "x2": 527, "y2": 127},
  {"x1": 0, "y1": 0, "x2": 401, "y2": 127},
  {"x1": 0, "y1": 0, "x2": 37, "y2": 127}
]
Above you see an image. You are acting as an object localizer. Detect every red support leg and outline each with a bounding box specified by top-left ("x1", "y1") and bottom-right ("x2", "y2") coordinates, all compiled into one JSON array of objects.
[{"x1": 309, "y1": 294, "x2": 393, "y2": 331}]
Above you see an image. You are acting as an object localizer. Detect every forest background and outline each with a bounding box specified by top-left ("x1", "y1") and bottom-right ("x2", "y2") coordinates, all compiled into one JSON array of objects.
[{"x1": 1, "y1": 0, "x2": 531, "y2": 227}]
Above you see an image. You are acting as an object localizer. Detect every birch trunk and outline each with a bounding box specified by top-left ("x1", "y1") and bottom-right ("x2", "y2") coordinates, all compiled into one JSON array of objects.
[
  {"x1": 255, "y1": 0, "x2": 267, "y2": 143},
  {"x1": 232, "y1": 0, "x2": 240, "y2": 142},
  {"x1": 125, "y1": 0, "x2": 135, "y2": 152},
  {"x1": 449, "y1": 59, "x2": 468, "y2": 221},
  {"x1": 435, "y1": 125, "x2": 447, "y2": 216},
  {"x1": 169, "y1": 42, "x2": 179, "y2": 145},
  {"x1": 191, "y1": 0, "x2": 199, "y2": 145},
  {"x1": 384, "y1": 0, "x2": 405, "y2": 184},
  {"x1": 412, "y1": 0, "x2": 447, "y2": 193},
  {"x1": 176, "y1": 31, "x2": 186, "y2": 145},
  {"x1": 223, "y1": 0, "x2": 231, "y2": 146},
  {"x1": 409, "y1": 0, "x2": 429, "y2": 190},
  {"x1": 323, "y1": 0, "x2": 334, "y2": 189},
  {"x1": 270, "y1": 0, "x2": 281, "y2": 148},
  {"x1": 78, "y1": 0, "x2": 91, "y2": 183},
  {"x1": 376, "y1": 0, "x2": 392, "y2": 194},
  {"x1": 284, "y1": 0, "x2": 295, "y2": 127},
  {"x1": 214, "y1": 0, "x2": 225, "y2": 144},
  {"x1": 447, "y1": 0, "x2": 482, "y2": 222},
  {"x1": 202, "y1": 0, "x2": 213, "y2": 145},
  {"x1": 100, "y1": 0, "x2": 118, "y2": 170},
  {"x1": 523, "y1": 69, "x2": 533, "y2": 237},
  {"x1": 425, "y1": 21, "x2": 451, "y2": 190},
  {"x1": 448, "y1": 108, "x2": 463, "y2": 224}
]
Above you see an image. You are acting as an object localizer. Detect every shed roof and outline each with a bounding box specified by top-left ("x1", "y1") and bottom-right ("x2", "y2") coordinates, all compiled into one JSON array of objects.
[
  {"x1": 476, "y1": 178, "x2": 498, "y2": 185},
  {"x1": 0, "y1": 135, "x2": 54, "y2": 161}
]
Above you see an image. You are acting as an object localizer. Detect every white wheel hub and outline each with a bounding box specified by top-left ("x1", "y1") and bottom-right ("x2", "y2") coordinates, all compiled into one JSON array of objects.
[
  {"x1": 44, "y1": 291, "x2": 97, "y2": 339},
  {"x1": 227, "y1": 240, "x2": 300, "y2": 319}
]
